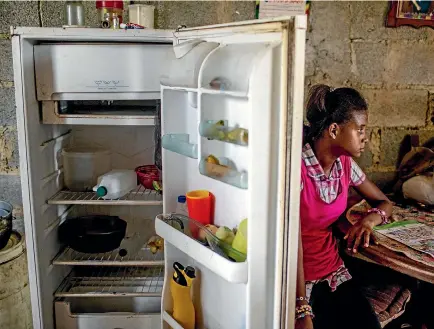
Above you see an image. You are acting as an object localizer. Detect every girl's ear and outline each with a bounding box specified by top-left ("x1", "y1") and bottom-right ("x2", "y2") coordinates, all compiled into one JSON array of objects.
[{"x1": 328, "y1": 123, "x2": 339, "y2": 139}]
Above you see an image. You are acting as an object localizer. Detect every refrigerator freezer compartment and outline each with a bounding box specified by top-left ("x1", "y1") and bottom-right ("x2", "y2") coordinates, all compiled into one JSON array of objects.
[
  {"x1": 48, "y1": 185, "x2": 162, "y2": 206},
  {"x1": 42, "y1": 101, "x2": 158, "y2": 126},
  {"x1": 199, "y1": 157, "x2": 248, "y2": 189},
  {"x1": 34, "y1": 43, "x2": 171, "y2": 101},
  {"x1": 155, "y1": 214, "x2": 248, "y2": 283},
  {"x1": 162, "y1": 134, "x2": 198, "y2": 159},
  {"x1": 55, "y1": 299, "x2": 160, "y2": 329},
  {"x1": 53, "y1": 246, "x2": 164, "y2": 267},
  {"x1": 199, "y1": 120, "x2": 248, "y2": 146},
  {"x1": 55, "y1": 266, "x2": 164, "y2": 298}
]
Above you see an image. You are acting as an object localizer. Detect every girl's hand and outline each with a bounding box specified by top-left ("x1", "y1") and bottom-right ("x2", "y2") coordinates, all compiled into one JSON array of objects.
[
  {"x1": 344, "y1": 214, "x2": 381, "y2": 253},
  {"x1": 295, "y1": 316, "x2": 314, "y2": 329}
]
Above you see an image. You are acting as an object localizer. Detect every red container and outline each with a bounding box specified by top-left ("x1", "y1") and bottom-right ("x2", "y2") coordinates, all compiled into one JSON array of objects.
[
  {"x1": 96, "y1": 1, "x2": 124, "y2": 28},
  {"x1": 186, "y1": 190, "x2": 213, "y2": 238},
  {"x1": 135, "y1": 165, "x2": 160, "y2": 190}
]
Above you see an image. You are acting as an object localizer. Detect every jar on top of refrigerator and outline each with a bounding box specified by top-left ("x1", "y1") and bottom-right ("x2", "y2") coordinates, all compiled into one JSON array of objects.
[{"x1": 96, "y1": 0, "x2": 124, "y2": 29}]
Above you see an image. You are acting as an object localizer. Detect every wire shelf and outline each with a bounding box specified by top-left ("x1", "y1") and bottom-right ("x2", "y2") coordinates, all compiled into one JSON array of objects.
[
  {"x1": 53, "y1": 246, "x2": 164, "y2": 266},
  {"x1": 55, "y1": 266, "x2": 164, "y2": 298},
  {"x1": 48, "y1": 185, "x2": 163, "y2": 206}
]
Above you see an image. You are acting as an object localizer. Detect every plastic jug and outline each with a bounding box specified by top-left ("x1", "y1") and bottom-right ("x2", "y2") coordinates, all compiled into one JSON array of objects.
[
  {"x1": 170, "y1": 262, "x2": 195, "y2": 329},
  {"x1": 93, "y1": 169, "x2": 137, "y2": 199}
]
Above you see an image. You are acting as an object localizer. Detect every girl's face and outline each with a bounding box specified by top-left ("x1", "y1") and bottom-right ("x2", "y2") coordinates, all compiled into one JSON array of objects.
[{"x1": 334, "y1": 111, "x2": 368, "y2": 158}]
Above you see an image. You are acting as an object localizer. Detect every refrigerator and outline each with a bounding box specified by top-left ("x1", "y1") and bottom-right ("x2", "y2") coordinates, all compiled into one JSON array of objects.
[{"x1": 11, "y1": 16, "x2": 306, "y2": 329}]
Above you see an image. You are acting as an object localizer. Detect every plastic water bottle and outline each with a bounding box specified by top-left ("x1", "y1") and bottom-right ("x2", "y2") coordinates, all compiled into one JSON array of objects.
[
  {"x1": 93, "y1": 170, "x2": 137, "y2": 199},
  {"x1": 175, "y1": 195, "x2": 188, "y2": 216}
]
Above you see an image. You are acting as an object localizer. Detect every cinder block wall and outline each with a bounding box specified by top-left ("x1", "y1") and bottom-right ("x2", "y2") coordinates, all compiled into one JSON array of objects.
[
  {"x1": 0, "y1": 1, "x2": 433, "y2": 231},
  {"x1": 305, "y1": 1, "x2": 434, "y2": 188}
]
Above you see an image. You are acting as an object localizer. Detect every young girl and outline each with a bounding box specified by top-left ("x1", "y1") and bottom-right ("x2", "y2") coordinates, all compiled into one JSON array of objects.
[{"x1": 295, "y1": 85, "x2": 393, "y2": 329}]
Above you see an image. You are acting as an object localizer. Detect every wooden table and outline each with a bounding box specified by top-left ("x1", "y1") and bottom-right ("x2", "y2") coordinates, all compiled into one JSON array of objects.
[
  {"x1": 346, "y1": 244, "x2": 434, "y2": 284},
  {"x1": 345, "y1": 198, "x2": 434, "y2": 284}
]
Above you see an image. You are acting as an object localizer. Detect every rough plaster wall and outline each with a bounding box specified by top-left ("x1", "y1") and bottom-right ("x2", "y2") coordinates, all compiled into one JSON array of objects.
[
  {"x1": 306, "y1": 1, "x2": 434, "y2": 189},
  {"x1": 0, "y1": 0, "x2": 255, "y2": 233}
]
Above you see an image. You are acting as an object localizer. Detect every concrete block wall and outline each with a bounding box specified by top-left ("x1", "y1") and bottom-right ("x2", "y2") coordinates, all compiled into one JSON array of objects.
[{"x1": 305, "y1": 1, "x2": 434, "y2": 189}]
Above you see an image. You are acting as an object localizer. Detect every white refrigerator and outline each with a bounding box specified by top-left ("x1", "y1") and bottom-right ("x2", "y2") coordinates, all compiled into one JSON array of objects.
[{"x1": 12, "y1": 16, "x2": 306, "y2": 329}]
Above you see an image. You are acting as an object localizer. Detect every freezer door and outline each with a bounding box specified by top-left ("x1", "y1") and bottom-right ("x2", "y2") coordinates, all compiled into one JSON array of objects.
[{"x1": 161, "y1": 17, "x2": 307, "y2": 329}]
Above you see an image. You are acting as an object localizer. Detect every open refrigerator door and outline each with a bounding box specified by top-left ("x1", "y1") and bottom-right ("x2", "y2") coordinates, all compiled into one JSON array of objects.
[{"x1": 155, "y1": 17, "x2": 306, "y2": 329}]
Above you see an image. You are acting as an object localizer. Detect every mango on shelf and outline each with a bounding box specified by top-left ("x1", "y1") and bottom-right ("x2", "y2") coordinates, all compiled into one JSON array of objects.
[{"x1": 147, "y1": 235, "x2": 164, "y2": 254}]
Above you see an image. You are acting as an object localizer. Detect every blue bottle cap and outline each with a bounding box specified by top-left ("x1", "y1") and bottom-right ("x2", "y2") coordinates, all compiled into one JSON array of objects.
[{"x1": 177, "y1": 195, "x2": 186, "y2": 203}]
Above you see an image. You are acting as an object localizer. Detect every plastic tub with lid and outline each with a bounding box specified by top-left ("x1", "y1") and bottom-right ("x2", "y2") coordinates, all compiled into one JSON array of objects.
[
  {"x1": 62, "y1": 147, "x2": 111, "y2": 192},
  {"x1": 128, "y1": 4, "x2": 154, "y2": 28}
]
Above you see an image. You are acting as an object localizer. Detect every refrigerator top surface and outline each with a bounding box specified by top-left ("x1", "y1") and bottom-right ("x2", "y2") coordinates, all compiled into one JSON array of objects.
[
  {"x1": 10, "y1": 26, "x2": 173, "y2": 42},
  {"x1": 10, "y1": 16, "x2": 305, "y2": 42}
]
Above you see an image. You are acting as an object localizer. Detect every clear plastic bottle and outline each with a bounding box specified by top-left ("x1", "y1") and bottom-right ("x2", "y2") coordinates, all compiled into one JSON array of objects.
[
  {"x1": 175, "y1": 195, "x2": 188, "y2": 216},
  {"x1": 93, "y1": 169, "x2": 137, "y2": 199},
  {"x1": 64, "y1": 1, "x2": 85, "y2": 26}
]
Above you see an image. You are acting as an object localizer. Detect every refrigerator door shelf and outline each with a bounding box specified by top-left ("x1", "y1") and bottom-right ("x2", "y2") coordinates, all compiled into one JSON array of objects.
[
  {"x1": 155, "y1": 214, "x2": 248, "y2": 284},
  {"x1": 199, "y1": 43, "x2": 271, "y2": 95},
  {"x1": 199, "y1": 157, "x2": 248, "y2": 190},
  {"x1": 162, "y1": 311, "x2": 184, "y2": 329},
  {"x1": 162, "y1": 134, "x2": 199, "y2": 159},
  {"x1": 199, "y1": 120, "x2": 248, "y2": 146},
  {"x1": 200, "y1": 87, "x2": 248, "y2": 98}
]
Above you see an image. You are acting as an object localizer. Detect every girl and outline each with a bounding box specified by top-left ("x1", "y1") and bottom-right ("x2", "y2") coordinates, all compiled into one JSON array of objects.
[{"x1": 295, "y1": 85, "x2": 393, "y2": 329}]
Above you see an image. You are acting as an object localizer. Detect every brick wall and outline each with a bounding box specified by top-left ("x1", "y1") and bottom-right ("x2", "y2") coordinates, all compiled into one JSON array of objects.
[
  {"x1": 0, "y1": 1, "x2": 433, "y2": 232},
  {"x1": 305, "y1": 1, "x2": 434, "y2": 189}
]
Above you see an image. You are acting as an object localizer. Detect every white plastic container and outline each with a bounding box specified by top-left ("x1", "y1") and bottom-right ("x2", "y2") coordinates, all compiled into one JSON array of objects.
[
  {"x1": 93, "y1": 169, "x2": 137, "y2": 199},
  {"x1": 62, "y1": 147, "x2": 111, "y2": 191},
  {"x1": 128, "y1": 4, "x2": 155, "y2": 28}
]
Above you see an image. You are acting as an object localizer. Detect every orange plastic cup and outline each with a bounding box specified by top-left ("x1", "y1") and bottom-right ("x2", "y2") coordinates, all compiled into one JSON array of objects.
[{"x1": 186, "y1": 190, "x2": 213, "y2": 237}]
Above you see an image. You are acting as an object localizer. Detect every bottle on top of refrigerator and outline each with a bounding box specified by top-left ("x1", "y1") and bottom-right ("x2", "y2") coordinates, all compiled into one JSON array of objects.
[
  {"x1": 176, "y1": 195, "x2": 189, "y2": 216},
  {"x1": 93, "y1": 169, "x2": 137, "y2": 199}
]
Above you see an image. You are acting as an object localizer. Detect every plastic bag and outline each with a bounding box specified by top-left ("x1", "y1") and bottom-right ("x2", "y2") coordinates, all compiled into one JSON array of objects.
[{"x1": 402, "y1": 173, "x2": 434, "y2": 206}]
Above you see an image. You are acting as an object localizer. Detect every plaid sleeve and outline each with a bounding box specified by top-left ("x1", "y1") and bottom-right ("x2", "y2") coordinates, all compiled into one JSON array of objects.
[{"x1": 350, "y1": 158, "x2": 366, "y2": 186}]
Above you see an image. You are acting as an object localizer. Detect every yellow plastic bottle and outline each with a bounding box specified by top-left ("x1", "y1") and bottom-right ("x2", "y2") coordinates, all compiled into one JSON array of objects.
[{"x1": 170, "y1": 262, "x2": 196, "y2": 329}]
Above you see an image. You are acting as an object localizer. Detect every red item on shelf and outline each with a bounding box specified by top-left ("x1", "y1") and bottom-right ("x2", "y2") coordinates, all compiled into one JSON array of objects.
[
  {"x1": 96, "y1": 1, "x2": 124, "y2": 9},
  {"x1": 135, "y1": 165, "x2": 160, "y2": 190}
]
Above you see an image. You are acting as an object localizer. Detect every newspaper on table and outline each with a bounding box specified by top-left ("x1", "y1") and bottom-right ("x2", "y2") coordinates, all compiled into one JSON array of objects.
[{"x1": 375, "y1": 220, "x2": 434, "y2": 258}]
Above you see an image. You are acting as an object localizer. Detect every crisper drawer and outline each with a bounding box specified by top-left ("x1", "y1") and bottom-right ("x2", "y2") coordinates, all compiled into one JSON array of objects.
[
  {"x1": 34, "y1": 43, "x2": 171, "y2": 101},
  {"x1": 55, "y1": 298, "x2": 161, "y2": 329}
]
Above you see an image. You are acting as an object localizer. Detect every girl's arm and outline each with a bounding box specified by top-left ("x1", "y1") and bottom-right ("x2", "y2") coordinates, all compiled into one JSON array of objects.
[
  {"x1": 344, "y1": 178, "x2": 393, "y2": 253},
  {"x1": 295, "y1": 227, "x2": 314, "y2": 329}
]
